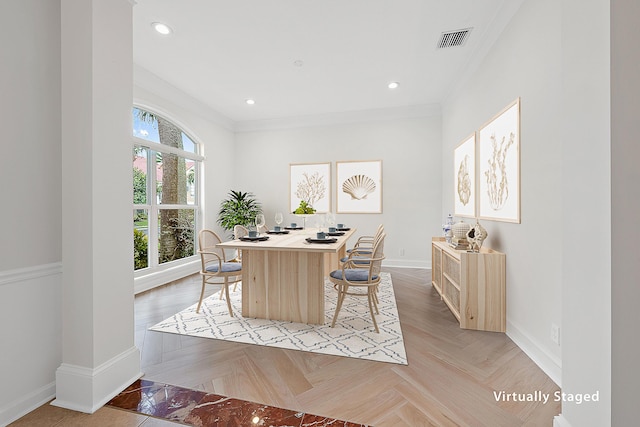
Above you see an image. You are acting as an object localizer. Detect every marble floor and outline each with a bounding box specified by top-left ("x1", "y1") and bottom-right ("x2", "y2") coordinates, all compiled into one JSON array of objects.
[
  {"x1": 9, "y1": 379, "x2": 366, "y2": 427},
  {"x1": 107, "y1": 379, "x2": 367, "y2": 426}
]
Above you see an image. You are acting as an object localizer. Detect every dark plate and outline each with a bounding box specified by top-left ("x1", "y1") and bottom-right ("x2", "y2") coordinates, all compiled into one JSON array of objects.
[
  {"x1": 327, "y1": 231, "x2": 345, "y2": 236},
  {"x1": 239, "y1": 236, "x2": 269, "y2": 242},
  {"x1": 284, "y1": 227, "x2": 304, "y2": 230},
  {"x1": 267, "y1": 230, "x2": 290, "y2": 234},
  {"x1": 305, "y1": 237, "x2": 338, "y2": 244},
  {"x1": 336, "y1": 227, "x2": 351, "y2": 231}
]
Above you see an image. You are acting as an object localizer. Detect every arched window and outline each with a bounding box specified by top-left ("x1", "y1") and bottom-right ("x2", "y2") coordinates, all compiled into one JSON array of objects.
[{"x1": 132, "y1": 107, "x2": 203, "y2": 272}]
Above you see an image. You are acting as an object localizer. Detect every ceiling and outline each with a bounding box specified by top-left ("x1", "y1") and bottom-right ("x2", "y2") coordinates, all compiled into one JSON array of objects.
[{"x1": 133, "y1": 0, "x2": 516, "y2": 127}]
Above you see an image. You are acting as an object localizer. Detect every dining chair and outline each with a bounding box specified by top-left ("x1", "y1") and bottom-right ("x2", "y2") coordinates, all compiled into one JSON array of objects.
[
  {"x1": 341, "y1": 224, "x2": 385, "y2": 265},
  {"x1": 346, "y1": 224, "x2": 384, "y2": 255},
  {"x1": 232, "y1": 224, "x2": 249, "y2": 262},
  {"x1": 197, "y1": 229, "x2": 242, "y2": 315},
  {"x1": 330, "y1": 232, "x2": 386, "y2": 333}
]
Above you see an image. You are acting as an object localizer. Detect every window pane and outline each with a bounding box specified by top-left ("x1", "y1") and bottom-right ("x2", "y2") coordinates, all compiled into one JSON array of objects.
[
  {"x1": 156, "y1": 153, "x2": 194, "y2": 205},
  {"x1": 133, "y1": 146, "x2": 148, "y2": 204},
  {"x1": 132, "y1": 107, "x2": 160, "y2": 143},
  {"x1": 181, "y1": 132, "x2": 196, "y2": 154},
  {"x1": 158, "y1": 208, "x2": 195, "y2": 264},
  {"x1": 133, "y1": 209, "x2": 149, "y2": 270}
]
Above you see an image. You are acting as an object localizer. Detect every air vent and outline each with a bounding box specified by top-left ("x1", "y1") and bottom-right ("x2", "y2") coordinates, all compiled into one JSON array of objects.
[{"x1": 437, "y1": 28, "x2": 473, "y2": 49}]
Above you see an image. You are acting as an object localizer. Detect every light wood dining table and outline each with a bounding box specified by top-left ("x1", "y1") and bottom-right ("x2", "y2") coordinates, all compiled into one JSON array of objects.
[{"x1": 216, "y1": 228, "x2": 356, "y2": 324}]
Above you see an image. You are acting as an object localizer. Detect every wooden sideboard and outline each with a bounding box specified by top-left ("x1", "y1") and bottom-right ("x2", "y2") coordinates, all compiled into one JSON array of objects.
[{"x1": 431, "y1": 237, "x2": 506, "y2": 332}]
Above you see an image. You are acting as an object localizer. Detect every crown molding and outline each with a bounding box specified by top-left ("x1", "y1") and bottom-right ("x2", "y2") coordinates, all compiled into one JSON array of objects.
[{"x1": 133, "y1": 64, "x2": 236, "y2": 131}]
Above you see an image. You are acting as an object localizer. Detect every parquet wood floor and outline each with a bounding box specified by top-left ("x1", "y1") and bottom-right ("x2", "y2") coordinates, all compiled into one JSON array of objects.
[{"x1": 11, "y1": 267, "x2": 560, "y2": 426}]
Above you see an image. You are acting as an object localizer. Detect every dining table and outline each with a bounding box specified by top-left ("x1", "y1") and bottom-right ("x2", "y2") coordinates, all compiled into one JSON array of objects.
[{"x1": 216, "y1": 227, "x2": 356, "y2": 324}]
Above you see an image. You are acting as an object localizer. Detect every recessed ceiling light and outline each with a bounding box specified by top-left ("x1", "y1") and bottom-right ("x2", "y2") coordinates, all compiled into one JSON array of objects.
[
  {"x1": 388, "y1": 81, "x2": 400, "y2": 89},
  {"x1": 245, "y1": 99, "x2": 256, "y2": 105},
  {"x1": 152, "y1": 22, "x2": 172, "y2": 35}
]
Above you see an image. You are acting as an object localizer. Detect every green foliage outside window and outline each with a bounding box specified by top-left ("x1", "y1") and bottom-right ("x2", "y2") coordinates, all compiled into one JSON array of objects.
[{"x1": 133, "y1": 229, "x2": 148, "y2": 270}]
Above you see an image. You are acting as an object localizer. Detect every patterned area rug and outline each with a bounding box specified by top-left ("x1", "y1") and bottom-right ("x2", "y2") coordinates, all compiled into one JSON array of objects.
[{"x1": 150, "y1": 272, "x2": 407, "y2": 365}]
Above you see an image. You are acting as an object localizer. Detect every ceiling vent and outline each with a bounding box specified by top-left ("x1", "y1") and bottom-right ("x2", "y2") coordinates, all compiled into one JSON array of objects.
[{"x1": 437, "y1": 28, "x2": 473, "y2": 49}]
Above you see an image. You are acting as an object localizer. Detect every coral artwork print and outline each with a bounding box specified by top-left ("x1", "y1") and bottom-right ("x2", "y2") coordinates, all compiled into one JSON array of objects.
[
  {"x1": 484, "y1": 132, "x2": 515, "y2": 210},
  {"x1": 290, "y1": 163, "x2": 330, "y2": 213},
  {"x1": 295, "y1": 171, "x2": 326, "y2": 207},
  {"x1": 457, "y1": 154, "x2": 471, "y2": 206},
  {"x1": 478, "y1": 97, "x2": 520, "y2": 223}
]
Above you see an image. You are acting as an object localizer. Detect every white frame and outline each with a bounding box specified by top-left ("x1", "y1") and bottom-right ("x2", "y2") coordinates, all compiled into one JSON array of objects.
[
  {"x1": 478, "y1": 98, "x2": 521, "y2": 223},
  {"x1": 336, "y1": 160, "x2": 382, "y2": 214},
  {"x1": 454, "y1": 133, "x2": 476, "y2": 218},
  {"x1": 289, "y1": 162, "x2": 331, "y2": 213}
]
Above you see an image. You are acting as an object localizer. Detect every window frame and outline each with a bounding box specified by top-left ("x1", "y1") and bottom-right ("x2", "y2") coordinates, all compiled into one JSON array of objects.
[{"x1": 132, "y1": 108, "x2": 205, "y2": 276}]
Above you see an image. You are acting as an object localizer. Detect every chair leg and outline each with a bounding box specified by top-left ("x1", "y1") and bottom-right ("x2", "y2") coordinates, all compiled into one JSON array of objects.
[
  {"x1": 224, "y1": 278, "x2": 233, "y2": 317},
  {"x1": 196, "y1": 276, "x2": 207, "y2": 313},
  {"x1": 371, "y1": 287, "x2": 379, "y2": 314},
  {"x1": 331, "y1": 284, "x2": 348, "y2": 328},
  {"x1": 367, "y1": 289, "x2": 379, "y2": 333}
]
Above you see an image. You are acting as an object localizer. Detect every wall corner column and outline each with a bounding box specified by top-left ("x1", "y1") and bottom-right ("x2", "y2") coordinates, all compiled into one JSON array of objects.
[{"x1": 54, "y1": 0, "x2": 141, "y2": 413}]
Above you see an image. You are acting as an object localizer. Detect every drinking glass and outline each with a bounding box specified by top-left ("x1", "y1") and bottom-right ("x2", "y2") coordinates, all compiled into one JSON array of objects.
[
  {"x1": 255, "y1": 214, "x2": 266, "y2": 235},
  {"x1": 274, "y1": 212, "x2": 283, "y2": 228}
]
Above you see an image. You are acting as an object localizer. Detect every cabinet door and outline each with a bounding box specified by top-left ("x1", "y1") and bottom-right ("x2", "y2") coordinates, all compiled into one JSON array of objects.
[{"x1": 432, "y1": 244, "x2": 442, "y2": 294}]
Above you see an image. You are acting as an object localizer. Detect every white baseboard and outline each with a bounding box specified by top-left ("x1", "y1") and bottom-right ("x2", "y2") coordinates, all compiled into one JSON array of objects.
[
  {"x1": 553, "y1": 414, "x2": 571, "y2": 427},
  {"x1": 383, "y1": 259, "x2": 430, "y2": 269},
  {"x1": 507, "y1": 319, "x2": 562, "y2": 387},
  {"x1": 52, "y1": 346, "x2": 142, "y2": 414},
  {"x1": 0, "y1": 381, "x2": 56, "y2": 427},
  {"x1": 134, "y1": 259, "x2": 199, "y2": 294}
]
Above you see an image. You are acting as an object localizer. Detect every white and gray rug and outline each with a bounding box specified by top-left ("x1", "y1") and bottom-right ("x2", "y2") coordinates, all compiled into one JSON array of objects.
[{"x1": 149, "y1": 272, "x2": 407, "y2": 365}]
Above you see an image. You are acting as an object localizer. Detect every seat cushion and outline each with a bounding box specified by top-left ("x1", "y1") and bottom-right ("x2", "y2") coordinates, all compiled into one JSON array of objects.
[
  {"x1": 205, "y1": 262, "x2": 242, "y2": 273},
  {"x1": 330, "y1": 268, "x2": 378, "y2": 282}
]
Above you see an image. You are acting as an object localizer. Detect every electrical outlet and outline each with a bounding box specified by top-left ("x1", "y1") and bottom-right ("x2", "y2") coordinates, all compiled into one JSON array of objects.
[
  {"x1": 399, "y1": 248, "x2": 405, "y2": 256},
  {"x1": 551, "y1": 324, "x2": 560, "y2": 345}
]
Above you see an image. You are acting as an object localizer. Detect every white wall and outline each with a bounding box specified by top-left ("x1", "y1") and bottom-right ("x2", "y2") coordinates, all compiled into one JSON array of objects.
[
  {"x1": 233, "y1": 114, "x2": 443, "y2": 268},
  {"x1": 559, "y1": 0, "x2": 612, "y2": 425},
  {"x1": 442, "y1": 0, "x2": 563, "y2": 384},
  {"x1": 0, "y1": 0, "x2": 63, "y2": 424}
]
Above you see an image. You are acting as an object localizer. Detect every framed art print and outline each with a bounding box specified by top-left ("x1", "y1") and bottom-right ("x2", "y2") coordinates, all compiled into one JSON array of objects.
[
  {"x1": 478, "y1": 98, "x2": 520, "y2": 223},
  {"x1": 336, "y1": 160, "x2": 382, "y2": 213},
  {"x1": 454, "y1": 133, "x2": 476, "y2": 218},
  {"x1": 289, "y1": 162, "x2": 331, "y2": 213}
]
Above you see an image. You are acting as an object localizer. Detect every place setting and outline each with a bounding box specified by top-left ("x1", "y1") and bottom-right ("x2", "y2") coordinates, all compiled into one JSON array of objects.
[
  {"x1": 304, "y1": 215, "x2": 346, "y2": 244},
  {"x1": 239, "y1": 214, "x2": 270, "y2": 242},
  {"x1": 266, "y1": 212, "x2": 291, "y2": 234},
  {"x1": 305, "y1": 230, "x2": 338, "y2": 244}
]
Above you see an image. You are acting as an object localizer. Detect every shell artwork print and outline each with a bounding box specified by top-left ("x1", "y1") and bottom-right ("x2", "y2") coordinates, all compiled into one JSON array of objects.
[
  {"x1": 484, "y1": 131, "x2": 515, "y2": 210},
  {"x1": 342, "y1": 174, "x2": 376, "y2": 200},
  {"x1": 457, "y1": 154, "x2": 471, "y2": 206}
]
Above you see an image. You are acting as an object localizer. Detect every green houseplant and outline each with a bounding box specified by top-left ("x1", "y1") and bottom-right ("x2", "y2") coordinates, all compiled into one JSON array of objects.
[{"x1": 217, "y1": 190, "x2": 262, "y2": 237}]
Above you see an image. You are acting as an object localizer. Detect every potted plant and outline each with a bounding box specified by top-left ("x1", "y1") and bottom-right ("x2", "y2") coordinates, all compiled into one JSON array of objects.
[{"x1": 217, "y1": 190, "x2": 262, "y2": 237}]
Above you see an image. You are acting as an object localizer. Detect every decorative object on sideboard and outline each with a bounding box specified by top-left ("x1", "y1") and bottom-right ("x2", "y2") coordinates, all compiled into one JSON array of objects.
[
  {"x1": 466, "y1": 220, "x2": 488, "y2": 252},
  {"x1": 442, "y1": 214, "x2": 454, "y2": 244},
  {"x1": 451, "y1": 220, "x2": 472, "y2": 250}
]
